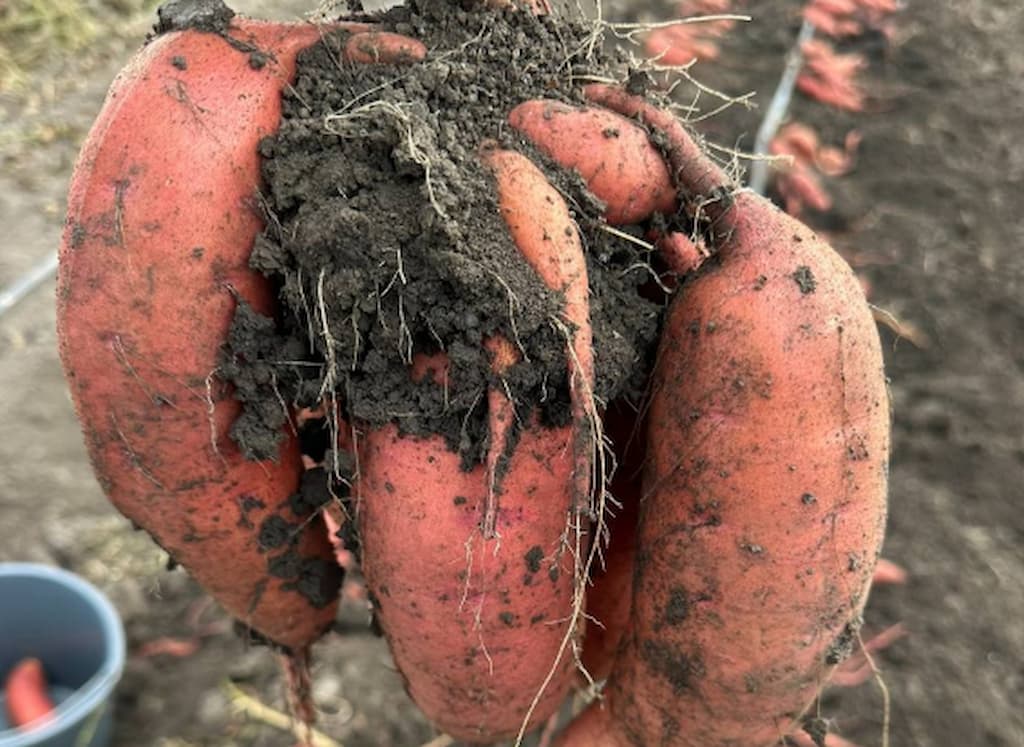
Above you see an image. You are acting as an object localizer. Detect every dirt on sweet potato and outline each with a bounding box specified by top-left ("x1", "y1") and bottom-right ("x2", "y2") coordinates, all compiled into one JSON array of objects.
[{"x1": 221, "y1": 0, "x2": 679, "y2": 468}]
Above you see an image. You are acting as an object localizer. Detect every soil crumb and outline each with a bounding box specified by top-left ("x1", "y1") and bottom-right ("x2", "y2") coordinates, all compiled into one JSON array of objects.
[
  {"x1": 155, "y1": 0, "x2": 234, "y2": 34},
  {"x1": 224, "y1": 0, "x2": 683, "y2": 465}
]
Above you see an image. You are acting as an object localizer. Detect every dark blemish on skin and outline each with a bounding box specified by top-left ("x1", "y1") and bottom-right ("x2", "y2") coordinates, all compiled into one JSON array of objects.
[
  {"x1": 280, "y1": 557, "x2": 343, "y2": 608},
  {"x1": 498, "y1": 611, "x2": 515, "y2": 627},
  {"x1": 602, "y1": 127, "x2": 620, "y2": 138},
  {"x1": 236, "y1": 494, "x2": 265, "y2": 529},
  {"x1": 267, "y1": 551, "x2": 299, "y2": 579},
  {"x1": 171, "y1": 55, "x2": 188, "y2": 70},
  {"x1": 191, "y1": 246, "x2": 204, "y2": 259},
  {"x1": 257, "y1": 515, "x2": 293, "y2": 551},
  {"x1": 453, "y1": 495, "x2": 468, "y2": 506},
  {"x1": 801, "y1": 492, "x2": 817, "y2": 505},
  {"x1": 664, "y1": 587, "x2": 689, "y2": 626},
  {"x1": 626, "y1": 69, "x2": 653, "y2": 95},
  {"x1": 174, "y1": 477, "x2": 206, "y2": 492},
  {"x1": 753, "y1": 274, "x2": 767, "y2": 290},
  {"x1": 548, "y1": 565, "x2": 560, "y2": 583},
  {"x1": 249, "y1": 52, "x2": 268, "y2": 69},
  {"x1": 289, "y1": 467, "x2": 333, "y2": 516},
  {"x1": 792, "y1": 265, "x2": 817, "y2": 294},
  {"x1": 69, "y1": 222, "x2": 87, "y2": 248},
  {"x1": 530, "y1": 613, "x2": 545, "y2": 625},
  {"x1": 661, "y1": 714, "x2": 681, "y2": 743},
  {"x1": 640, "y1": 640, "x2": 704, "y2": 695},
  {"x1": 847, "y1": 436, "x2": 870, "y2": 461},
  {"x1": 802, "y1": 717, "x2": 828, "y2": 747},
  {"x1": 384, "y1": 481, "x2": 395, "y2": 494},
  {"x1": 525, "y1": 545, "x2": 544, "y2": 573},
  {"x1": 825, "y1": 619, "x2": 862, "y2": 665}
]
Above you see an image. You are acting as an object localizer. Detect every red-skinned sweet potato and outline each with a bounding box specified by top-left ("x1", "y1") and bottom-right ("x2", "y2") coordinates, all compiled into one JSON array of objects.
[
  {"x1": 354, "y1": 148, "x2": 594, "y2": 743},
  {"x1": 59, "y1": 2, "x2": 890, "y2": 742},
  {"x1": 57, "y1": 15, "x2": 425, "y2": 651},
  {"x1": 553, "y1": 88, "x2": 889, "y2": 747},
  {"x1": 509, "y1": 100, "x2": 677, "y2": 225}
]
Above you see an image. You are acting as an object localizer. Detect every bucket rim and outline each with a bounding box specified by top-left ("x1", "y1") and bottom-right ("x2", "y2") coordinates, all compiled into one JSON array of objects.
[{"x1": 0, "y1": 563, "x2": 125, "y2": 746}]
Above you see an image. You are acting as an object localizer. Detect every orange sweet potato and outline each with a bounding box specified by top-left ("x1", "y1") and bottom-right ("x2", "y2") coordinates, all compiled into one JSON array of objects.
[
  {"x1": 554, "y1": 88, "x2": 889, "y2": 747},
  {"x1": 354, "y1": 148, "x2": 594, "y2": 743},
  {"x1": 58, "y1": 0, "x2": 432, "y2": 650},
  {"x1": 56, "y1": 16, "x2": 428, "y2": 651},
  {"x1": 509, "y1": 100, "x2": 677, "y2": 225}
]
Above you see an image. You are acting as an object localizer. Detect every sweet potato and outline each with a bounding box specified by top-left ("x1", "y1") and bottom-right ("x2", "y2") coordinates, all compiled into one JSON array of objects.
[
  {"x1": 508, "y1": 100, "x2": 677, "y2": 225},
  {"x1": 58, "y1": 2, "x2": 429, "y2": 651},
  {"x1": 4, "y1": 658, "x2": 54, "y2": 729},
  {"x1": 58, "y1": 17, "x2": 347, "y2": 651},
  {"x1": 354, "y1": 148, "x2": 594, "y2": 742},
  {"x1": 554, "y1": 88, "x2": 889, "y2": 746},
  {"x1": 344, "y1": 31, "x2": 428, "y2": 64}
]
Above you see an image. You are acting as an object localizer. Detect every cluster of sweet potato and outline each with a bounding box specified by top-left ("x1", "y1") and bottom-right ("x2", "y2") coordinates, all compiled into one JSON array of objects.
[{"x1": 57, "y1": 2, "x2": 889, "y2": 745}]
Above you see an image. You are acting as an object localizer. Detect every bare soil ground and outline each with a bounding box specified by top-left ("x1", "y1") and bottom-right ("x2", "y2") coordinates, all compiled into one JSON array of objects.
[{"x1": 1, "y1": 1, "x2": 1021, "y2": 746}]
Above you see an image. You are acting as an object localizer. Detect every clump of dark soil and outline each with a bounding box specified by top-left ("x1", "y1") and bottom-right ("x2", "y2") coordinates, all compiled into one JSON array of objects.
[{"x1": 222, "y1": 0, "x2": 682, "y2": 466}]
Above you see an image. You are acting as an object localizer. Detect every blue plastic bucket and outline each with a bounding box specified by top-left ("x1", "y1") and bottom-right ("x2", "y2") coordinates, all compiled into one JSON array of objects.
[{"x1": 0, "y1": 564, "x2": 125, "y2": 747}]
